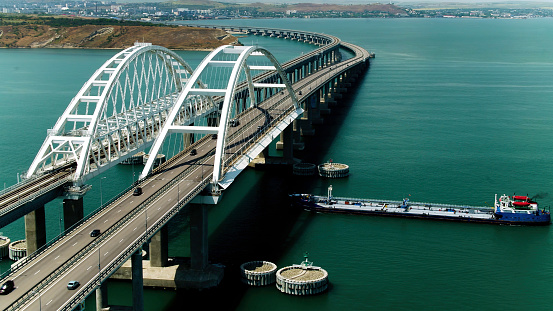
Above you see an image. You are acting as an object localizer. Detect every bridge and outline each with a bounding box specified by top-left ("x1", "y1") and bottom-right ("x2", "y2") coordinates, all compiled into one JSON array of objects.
[{"x1": 0, "y1": 25, "x2": 371, "y2": 311}]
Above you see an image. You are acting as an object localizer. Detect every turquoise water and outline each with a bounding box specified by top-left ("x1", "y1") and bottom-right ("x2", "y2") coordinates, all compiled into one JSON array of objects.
[{"x1": 2, "y1": 18, "x2": 553, "y2": 310}]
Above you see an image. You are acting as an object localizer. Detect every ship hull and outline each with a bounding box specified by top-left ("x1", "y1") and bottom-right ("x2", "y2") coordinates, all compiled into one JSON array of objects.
[{"x1": 291, "y1": 195, "x2": 551, "y2": 226}]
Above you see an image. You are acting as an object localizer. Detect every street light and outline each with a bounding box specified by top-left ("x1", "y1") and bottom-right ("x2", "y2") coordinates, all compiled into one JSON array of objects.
[
  {"x1": 93, "y1": 242, "x2": 101, "y2": 286},
  {"x1": 100, "y1": 176, "x2": 106, "y2": 206},
  {"x1": 32, "y1": 289, "x2": 41, "y2": 311}
]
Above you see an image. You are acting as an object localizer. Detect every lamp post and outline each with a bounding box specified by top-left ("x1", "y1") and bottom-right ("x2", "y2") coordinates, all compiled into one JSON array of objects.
[
  {"x1": 93, "y1": 242, "x2": 101, "y2": 286},
  {"x1": 32, "y1": 289, "x2": 41, "y2": 311},
  {"x1": 100, "y1": 176, "x2": 106, "y2": 206}
]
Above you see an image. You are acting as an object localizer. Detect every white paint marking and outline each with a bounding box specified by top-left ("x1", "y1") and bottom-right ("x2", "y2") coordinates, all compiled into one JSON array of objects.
[
  {"x1": 72, "y1": 242, "x2": 78, "y2": 246},
  {"x1": 117, "y1": 209, "x2": 121, "y2": 213},
  {"x1": 55, "y1": 255, "x2": 60, "y2": 260},
  {"x1": 104, "y1": 219, "x2": 109, "y2": 223},
  {"x1": 34, "y1": 270, "x2": 40, "y2": 275},
  {"x1": 120, "y1": 239, "x2": 124, "y2": 243},
  {"x1": 133, "y1": 227, "x2": 137, "y2": 231},
  {"x1": 87, "y1": 266, "x2": 93, "y2": 271},
  {"x1": 46, "y1": 300, "x2": 53, "y2": 306},
  {"x1": 104, "y1": 251, "x2": 109, "y2": 257}
]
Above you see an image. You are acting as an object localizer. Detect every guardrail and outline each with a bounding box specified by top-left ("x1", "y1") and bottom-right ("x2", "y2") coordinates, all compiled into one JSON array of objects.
[
  {"x1": 4, "y1": 153, "x2": 213, "y2": 311},
  {"x1": 0, "y1": 176, "x2": 70, "y2": 220}
]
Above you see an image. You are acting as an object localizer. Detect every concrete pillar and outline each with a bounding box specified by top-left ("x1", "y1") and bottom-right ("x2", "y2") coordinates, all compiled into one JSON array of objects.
[
  {"x1": 63, "y1": 197, "x2": 84, "y2": 230},
  {"x1": 282, "y1": 125, "x2": 293, "y2": 162},
  {"x1": 149, "y1": 225, "x2": 168, "y2": 267},
  {"x1": 25, "y1": 206, "x2": 46, "y2": 254},
  {"x1": 190, "y1": 204, "x2": 208, "y2": 270},
  {"x1": 96, "y1": 282, "x2": 108, "y2": 311},
  {"x1": 131, "y1": 249, "x2": 144, "y2": 311}
]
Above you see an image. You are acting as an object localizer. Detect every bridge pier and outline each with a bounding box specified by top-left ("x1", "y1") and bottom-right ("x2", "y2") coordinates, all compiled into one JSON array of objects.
[
  {"x1": 131, "y1": 249, "x2": 144, "y2": 311},
  {"x1": 24, "y1": 206, "x2": 46, "y2": 254},
  {"x1": 276, "y1": 124, "x2": 294, "y2": 162},
  {"x1": 63, "y1": 197, "x2": 84, "y2": 230},
  {"x1": 95, "y1": 282, "x2": 108, "y2": 311},
  {"x1": 190, "y1": 204, "x2": 208, "y2": 270},
  {"x1": 149, "y1": 225, "x2": 168, "y2": 267}
]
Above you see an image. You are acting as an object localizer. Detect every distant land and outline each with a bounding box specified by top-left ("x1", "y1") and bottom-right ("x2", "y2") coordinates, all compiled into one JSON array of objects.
[{"x1": 0, "y1": 16, "x2": 238, "y2": 49}]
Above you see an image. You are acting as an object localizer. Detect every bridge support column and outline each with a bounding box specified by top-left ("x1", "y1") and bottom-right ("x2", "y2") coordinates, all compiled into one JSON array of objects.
[
  {"x1": 131, "y1": 249, "x2": 144, "y2": 311},
  {"x1": 278, "y1": 124, "x2": 294, "y2": 162},
  {"x1": 63, "y1": 197, "x2": 84, "y2": 230},
  {"x1": 149, "y1": 225, "x2": 168, "y2": 267},
  {"x1": 25, "y1": 206, "x2": 46, "y2": 254},
  {"x1": 96, "y1": 282, "x2": 108, "y2": 311},
  {"x1": 190, "y1": 204, "x2": 208, "y2": 270}
]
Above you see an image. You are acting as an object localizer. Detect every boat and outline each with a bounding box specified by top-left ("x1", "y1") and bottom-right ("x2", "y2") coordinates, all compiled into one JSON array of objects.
[{"x1": 290, "y1": 186, "x2": 550, "y2": 226}]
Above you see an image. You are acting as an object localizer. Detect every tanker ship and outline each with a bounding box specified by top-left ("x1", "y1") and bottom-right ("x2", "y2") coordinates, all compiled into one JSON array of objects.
[{"x1": 290, "y1": 186, "x2": 550, "y2": 226}]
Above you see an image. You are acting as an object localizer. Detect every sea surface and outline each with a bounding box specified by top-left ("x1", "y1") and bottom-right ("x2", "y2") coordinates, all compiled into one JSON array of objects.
[{"x1": 1, "y1": 18, "x2": 553, "y2": 310}]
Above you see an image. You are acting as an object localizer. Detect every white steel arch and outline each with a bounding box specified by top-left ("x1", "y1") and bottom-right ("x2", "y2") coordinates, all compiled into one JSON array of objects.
[
  {"x1": 140, "y1": 45, "x2": 299, "y2": 188},
  {"x1": 26, "y1": 43, "x2": 198, "y2": 183}
]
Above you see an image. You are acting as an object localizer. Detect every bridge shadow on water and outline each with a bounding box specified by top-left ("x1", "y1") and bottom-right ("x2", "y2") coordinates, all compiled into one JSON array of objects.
[{"x1": 163, "y1": 69, "x2": 370, "y2": 310}]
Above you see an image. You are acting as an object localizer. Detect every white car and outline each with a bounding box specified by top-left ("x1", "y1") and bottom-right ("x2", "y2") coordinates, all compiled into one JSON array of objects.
[{"x1": 67, "y1": 281, "x2": 80, "y2": 290}]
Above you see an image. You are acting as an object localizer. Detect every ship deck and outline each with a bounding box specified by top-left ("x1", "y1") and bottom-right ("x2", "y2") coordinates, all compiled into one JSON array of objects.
[{"x1": 311, "y1": 196, "x2": 495, "y2": 220}]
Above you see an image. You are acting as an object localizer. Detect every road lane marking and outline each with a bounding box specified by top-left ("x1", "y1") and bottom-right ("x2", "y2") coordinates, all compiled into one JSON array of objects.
[
  {"x1": 87, "y1": 266, "x2": 93, "y2": 271},
  {"x1": 34, "y1": 270, "x2": 40, "y2": 275},
  {"x1": 120, "y1": 239, "x2": 124, "y2": 243},
  {"x1": 46, "y1": 300, "x2": 53, "y2": 306},
  {"x1": 104, "y1": 251, "x2": 109, "y2": 257},
  {"x1": 118, "y1": 209, "x2": 121, "y2": 213},
  {"x1": 104, "y1": 219, "x2": 109, "y2": 223},
  {"x1": 72, "y1": 242, "x2": 78, "y2": 246},
  {"x1": 133, "y1": 227, "x2": 137, "y2": 231},
  {"x1": 55, "y1": 255, "x2": 60, "y2": 260}
]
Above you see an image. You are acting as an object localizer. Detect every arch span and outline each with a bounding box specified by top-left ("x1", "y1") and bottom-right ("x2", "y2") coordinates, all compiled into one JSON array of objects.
[
  {"x1": 140, "y1": 45, "x2": 300, "y2": 190},
  {"x1": 26, "y1": 43, "x2": 198, "y2": 184}
]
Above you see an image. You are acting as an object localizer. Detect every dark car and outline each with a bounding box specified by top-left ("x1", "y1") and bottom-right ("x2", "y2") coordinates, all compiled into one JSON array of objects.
[
  {"x1": 90, "y1": 229, "x2": 101, "y2": 237},
  {"x1": 230, "y1": 119, "x2": 240, "y2": 127},
  {"x1": 133, "y1": 187, "x2": 142, "y2": 196},
  {"x1": 212, "y1": 134, "x2": 218, "y2": 139},
  {"x1": 0, "y1": 280, "x2": 14, "y2": 295},
  {"x1": 190, "y1": 149, "x2": 197, "y2": 156},
  {"x1": 67, "y1": 281, "x2": 80, "y2": 290}
]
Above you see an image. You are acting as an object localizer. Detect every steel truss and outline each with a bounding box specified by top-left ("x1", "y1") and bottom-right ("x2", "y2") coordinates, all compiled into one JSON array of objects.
[
  {"x1": 26, "y1": 43, "x2": 199, "y2": 184},
  {"x1": 140, "y1": 45, "x2": 299, "y2": 190}
]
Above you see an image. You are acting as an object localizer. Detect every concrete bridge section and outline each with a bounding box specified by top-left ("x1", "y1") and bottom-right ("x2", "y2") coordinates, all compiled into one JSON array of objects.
[{"x1": 0, "y1": 26, "x2": 371, "y2": 311}]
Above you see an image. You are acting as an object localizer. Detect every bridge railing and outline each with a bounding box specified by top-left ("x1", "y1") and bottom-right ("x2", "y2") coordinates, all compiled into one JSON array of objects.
[
  {"x1": 0, "y1": 175, "x2": 70, "y2": 220},
  {"x1": 4, "y1": 151, "x2": 213, "y2": 311},
  {"x1": 60, "y1": 162, "x2": 213, "y2": 310}
]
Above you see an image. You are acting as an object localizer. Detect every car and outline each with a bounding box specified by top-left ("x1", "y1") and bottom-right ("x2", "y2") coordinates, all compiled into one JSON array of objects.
[
  {"x1": 230, "y1": 119, "x2": 239, "y2": 127},
  {"x1": 133, "y1": 187, "x2": 142, "y2": 196},
  {"x1": 90, "y1": 229, "x2": 101, "y2": 237},
  {"x1": 0, "y1": 280, "x2": 14, "y2": 295},
  {"x1": 212, "y1": 134, "x2": 218, "y2": 139},
  {"x1": 190, "y1": 149, "x2": 197, "y2": 156},
  {"x1": 257, "y1": 125, "x2": 263, "y2": 132},
  {"x1": 67, "y1": 281, "x2": 80, "y2": 290},
  {"x1": 298, "y1": 91, "x2": 302, "y2": 96}
]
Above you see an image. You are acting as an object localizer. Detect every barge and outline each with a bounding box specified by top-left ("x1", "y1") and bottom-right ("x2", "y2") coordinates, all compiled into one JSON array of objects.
[{"x1": 290, "y1": 186, "x2": 550, "y2": 226}]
